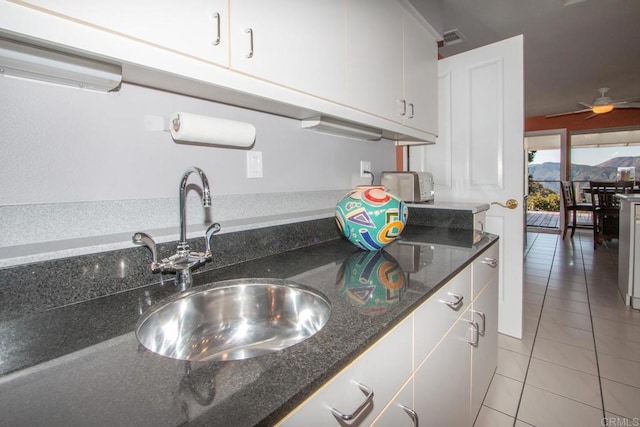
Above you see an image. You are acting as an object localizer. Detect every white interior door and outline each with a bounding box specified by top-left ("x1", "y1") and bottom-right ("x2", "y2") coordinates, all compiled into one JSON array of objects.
[{"x1": 411, "y1": 35, "x2": 524, "y2": 338}]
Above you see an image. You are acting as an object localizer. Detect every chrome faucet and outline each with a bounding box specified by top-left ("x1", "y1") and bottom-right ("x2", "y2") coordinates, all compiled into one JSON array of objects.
[{"x1": 133, "y1": 166, "x2": 221, "y2": 291}]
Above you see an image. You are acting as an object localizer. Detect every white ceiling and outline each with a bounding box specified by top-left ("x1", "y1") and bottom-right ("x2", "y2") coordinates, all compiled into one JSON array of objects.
[{"x1": 427, "y1": 0, "x2": 640, "y2": 118}]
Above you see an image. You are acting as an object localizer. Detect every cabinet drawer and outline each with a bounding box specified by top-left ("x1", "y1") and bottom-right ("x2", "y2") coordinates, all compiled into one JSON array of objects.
[
  {"x1": 413, "y1": 266, "x2": 471, "y2": 366},
  {"x1": 279, "y1": 316, "x2": 412, "y2": 426},
  {"x1": 472, "y1": 241, "x2": 499, "y2": 298}
]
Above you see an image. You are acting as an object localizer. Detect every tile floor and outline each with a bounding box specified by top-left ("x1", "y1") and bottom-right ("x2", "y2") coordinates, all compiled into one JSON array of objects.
[{"x1": 474, "y1": 230, "x2": 640, "y2": 427}]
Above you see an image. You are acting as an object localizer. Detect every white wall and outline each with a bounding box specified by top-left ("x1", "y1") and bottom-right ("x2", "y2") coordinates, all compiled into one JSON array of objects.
[{"x1": 0, "y1": 77, "x2": 396, "y2": 264}]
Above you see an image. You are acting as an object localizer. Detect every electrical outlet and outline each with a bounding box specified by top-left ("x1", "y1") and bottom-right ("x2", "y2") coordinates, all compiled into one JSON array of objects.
[
  {"x1": 246, "y1": 151, "x2": 263, "y2": 178},
  {"x1": 360, "y1": 161, "x2": 371, "y2": 178}
]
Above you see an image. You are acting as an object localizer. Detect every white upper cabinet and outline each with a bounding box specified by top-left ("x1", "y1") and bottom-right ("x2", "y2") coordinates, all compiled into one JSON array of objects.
[
  {"x1": 402, "y1": 8, "x2": 438, "y2": 136},
  {"x1": 15, "y1": 0, "x2": 229, "y2": 66},
  {"x1": 345, "y1": 0, "x2": 438, "y2": 140},
  {"x1": 2, "y1": 0, "x2": 439, "y2": 142},
  {"x1": 346, "y1": 0, "x2": 404, "y2": 121},
  {"x1": 229, "y1": 0, "x2": 346, "y2": 102}
]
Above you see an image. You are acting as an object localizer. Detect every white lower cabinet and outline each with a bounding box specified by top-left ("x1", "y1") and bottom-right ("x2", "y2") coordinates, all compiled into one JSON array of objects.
[
  {"x1": 371, "y1": 378, "x2": 416, "y2": 426},
  {"x1": 471, "y1": 275, "x2": 499, "y2": 424},
  {"x1": 280, "y1": 242, "x2": 499, "y2": 426},
  {"x1": 278, "y1": 317, "x2": 413, "y2": 426},
  {"x1": 414, "y1": 316, "x2": 473, "y2": 427}
]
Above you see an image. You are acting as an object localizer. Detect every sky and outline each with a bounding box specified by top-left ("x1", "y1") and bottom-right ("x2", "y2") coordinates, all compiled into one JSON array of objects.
[{"x1": 530, "y1": 146, "x2": 640, "y2": 166}]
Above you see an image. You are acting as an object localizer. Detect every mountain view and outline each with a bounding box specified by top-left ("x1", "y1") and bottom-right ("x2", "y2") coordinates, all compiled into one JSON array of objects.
[{"x1": 529, "y1": 156, "x2": 640, "y2": 193}]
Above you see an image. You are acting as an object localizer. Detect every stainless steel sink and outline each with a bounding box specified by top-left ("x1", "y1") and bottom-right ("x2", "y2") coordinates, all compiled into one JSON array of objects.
[{"x1": 136, "y1": 278, "x2": 331, "y2": 362}]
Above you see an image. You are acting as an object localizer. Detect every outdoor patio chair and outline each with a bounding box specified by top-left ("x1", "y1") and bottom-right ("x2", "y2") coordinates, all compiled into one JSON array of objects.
[{"x1": 560, "y1": 181, "x2": 593, "y2": 239}]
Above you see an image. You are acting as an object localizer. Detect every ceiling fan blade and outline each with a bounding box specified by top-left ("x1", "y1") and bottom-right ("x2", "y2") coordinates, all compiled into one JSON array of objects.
[
  {"x1": 614, "y1": 102, "x2": 640, "y2": 109},
  {"x1": 577, "y1": 102, "x2": 592, "y2": 109},
  {"x1": 545, "y1": 108, "x2": 592, "y2": 118},
  {"x1": 584, "y1": 113, "x2": 599, "y2": 120},
  {"x1": 611, "y1": 96, "x2": 640, "y2": 103}
]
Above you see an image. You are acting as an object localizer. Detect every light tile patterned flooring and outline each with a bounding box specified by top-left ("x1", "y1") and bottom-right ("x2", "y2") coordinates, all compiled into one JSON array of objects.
[{"x1": 475, "y1": 230, "x2": 640, "y2": 427}]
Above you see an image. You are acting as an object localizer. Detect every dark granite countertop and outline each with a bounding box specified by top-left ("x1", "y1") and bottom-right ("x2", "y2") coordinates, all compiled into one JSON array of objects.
[{"x1": 0, "y1": 225, "x2": 497, "y2": 426}]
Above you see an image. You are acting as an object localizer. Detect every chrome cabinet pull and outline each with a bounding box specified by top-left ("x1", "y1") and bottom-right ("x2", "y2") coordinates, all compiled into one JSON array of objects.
[
  {"x1": 467, "y1": 321, "x2": 479, "y2": 346},
  {"x1": 481, "y1": 257, "x2": 498, "y2": 268},
  {"x1": 400, "y1": 405, "x2": 419, "y2": 427},
  {"x1": 398, "y1": 99, "x2": 407, "y2": 116},
  {"x1": 212, "y1": 12, "x2": 221, "y2": 46},
  {"x1": 408, "y1": 103, "x2": 415, "y2": 119},
  {"x1": 439, "y1": 292, "x2": 464, "y2": 310},
  {"x1": 472, "y1": 310, "x2": 486, "y2": 335},
  {"x1": 330, "y1": 382, "x2": 374, "y2": 421},
  {"x1": 244, "y1": 28, "x2": 254, "y2": 58}
]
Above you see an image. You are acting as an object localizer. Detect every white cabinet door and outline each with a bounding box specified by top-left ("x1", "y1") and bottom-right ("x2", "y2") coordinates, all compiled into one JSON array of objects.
[
  {"x1": 402, "y1": 9, "x2": 437, "y2": 135},
  {"x1": 346, "y1": 0, "x2": 404, "y2": 121},
  {"x1": 472, "y1": 241, "x2": 499, "y2": 298},
  {"x1": 16, "y1": 0, "x2": 229, "y2": 66},
  {"x1": 414, "y1": 316, "x2": 473, "y2": 427},
  {"x1": 229, "y1": 0, "x2": 345, "y2": 102},
  {"x1": 413, "y1": 266, "x2": 471, "y2": 367},
  {"x1": 279, "y1": 316, "x2": 412, "y2": 427},
  {"x1": 470, "y1": 275, "x2": 499, "y2": 424},
  {"x1": 371, "y1": 378, "x2": 417, "y2": 427}
]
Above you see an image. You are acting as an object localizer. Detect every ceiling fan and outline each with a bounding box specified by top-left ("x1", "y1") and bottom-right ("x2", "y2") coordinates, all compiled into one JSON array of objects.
[{"x1": 546, "y1": 88, "x2": 640, "y2": 119}]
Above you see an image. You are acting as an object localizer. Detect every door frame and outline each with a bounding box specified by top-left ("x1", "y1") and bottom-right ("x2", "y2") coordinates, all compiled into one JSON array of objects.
[{"x1": 525, "y1": 128, "x2": 568, "y2": 233}]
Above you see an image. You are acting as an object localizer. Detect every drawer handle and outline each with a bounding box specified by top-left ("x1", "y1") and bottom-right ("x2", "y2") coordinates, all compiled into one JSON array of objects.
[
  {"x1": 482, "y1": 258, "x2": 498, "y2": 268},
  {"x1": 467, "y1": 320, "x2": 479, "y2": 346},
  {"x1": 472, "y1": 310, "x2": 486, "y2": 335},
  {"x1": 212, "y1": 12, "x2": 221, "y2": 46},
  {"x1": 330, "y1": 382, "x2": 374, "y2": 421},
  {"x1": 400, "y1": 404, "x2": 419, "y2": 427},
  {"x1": 244, "y1": 28, "x2": 254, "y2": 58},
  {"x1": 439, "y1": 292, "x2": 464, "y2": 310}
]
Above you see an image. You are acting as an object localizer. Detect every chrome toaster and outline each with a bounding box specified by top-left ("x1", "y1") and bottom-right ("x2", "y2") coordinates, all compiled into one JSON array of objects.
[{"x1": 381, "y1": 171, "x2": 435, "y2": 203}]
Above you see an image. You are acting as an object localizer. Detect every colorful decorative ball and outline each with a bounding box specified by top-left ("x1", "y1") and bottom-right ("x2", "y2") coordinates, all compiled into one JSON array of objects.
[
  {"x1": 335, "y1": 250, "x2": 405, "y2": 316},
  {"x1": 335, "y1": 185, "x2": 408, "y2": 251}
]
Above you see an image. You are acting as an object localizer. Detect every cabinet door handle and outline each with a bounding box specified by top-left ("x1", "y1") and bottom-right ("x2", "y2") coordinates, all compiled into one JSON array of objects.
[
  {"x1": 330, "y1": 382, "x2": 374, "y2": 421},
  {"x1": 481, "y1": 257, "x2": 498, "y2": 268},
  {"x1": 400, "y1": 405, "x2": 419, "y2": 427},
  {"x1": 467, "y1": 320, "x2": 479, "y2": 346},
  {"x1": 439, "y1": 292, "x2": 464, "y2": 310},
  {"x1": 244, "y1": 28, "x2": 254, "y2": 58},
  {"x1": 408, "y1": 103, "x2": 415, "y2": 119},
  {"x1": 472, "y1": 309, "x2": 486, "y2": 335},
  {"x1": 212, "y1": 12, "x2": 221, "y2": 46},
  {"x1": 398, "y1": 99, "x2": 407, "y2": 116}
]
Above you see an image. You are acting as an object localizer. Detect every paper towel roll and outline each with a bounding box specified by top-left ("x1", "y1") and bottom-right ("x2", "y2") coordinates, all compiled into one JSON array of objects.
[{"x1": 170, "y1": 112, "x2": 256, "y2": 148}]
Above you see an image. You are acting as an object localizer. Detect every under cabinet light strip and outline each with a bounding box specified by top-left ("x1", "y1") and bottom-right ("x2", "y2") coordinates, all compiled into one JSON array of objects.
[
  {"x1": 0, "y1": 38, "x2": 122, "y2": 92},
  {"x1": 301, "y1": 116, "x2": 383, "y2": 141}
]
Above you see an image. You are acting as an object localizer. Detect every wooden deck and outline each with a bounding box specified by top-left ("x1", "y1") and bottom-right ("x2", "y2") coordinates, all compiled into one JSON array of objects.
[{"x1": 526, "y1": 211, "x2": 593, "y2": 229}]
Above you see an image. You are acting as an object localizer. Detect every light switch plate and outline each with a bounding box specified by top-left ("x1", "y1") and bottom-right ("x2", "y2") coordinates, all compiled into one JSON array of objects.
[{"x1": 246, "y1": 151, "x2": 263, "y2": 178}]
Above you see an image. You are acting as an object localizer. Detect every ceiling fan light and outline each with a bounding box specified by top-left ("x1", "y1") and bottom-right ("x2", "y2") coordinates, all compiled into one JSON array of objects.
[{"x1": 592, "y1": 104, "x2": 614, "y2": 114}]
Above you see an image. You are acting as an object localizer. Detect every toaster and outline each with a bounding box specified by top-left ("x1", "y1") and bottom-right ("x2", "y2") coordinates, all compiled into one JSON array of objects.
[{"x1": 381, "y1": 171, "x2": 435, "y2": 203}]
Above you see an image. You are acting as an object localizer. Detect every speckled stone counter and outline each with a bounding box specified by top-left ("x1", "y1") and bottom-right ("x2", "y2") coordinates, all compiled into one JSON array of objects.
[{"x1": 0, "y1": 221, "x2": 498, "y2": 426}]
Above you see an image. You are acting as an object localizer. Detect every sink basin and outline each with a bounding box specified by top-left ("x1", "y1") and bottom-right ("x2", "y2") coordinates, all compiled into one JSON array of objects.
[{"x1": 136, "y1": 278, "x2": 331, "y2": 362}]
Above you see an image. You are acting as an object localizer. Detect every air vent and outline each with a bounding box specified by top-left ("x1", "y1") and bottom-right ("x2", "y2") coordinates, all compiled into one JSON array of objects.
[{"x1": 442, "y1": 29, "x2": 464, "y2": 46}]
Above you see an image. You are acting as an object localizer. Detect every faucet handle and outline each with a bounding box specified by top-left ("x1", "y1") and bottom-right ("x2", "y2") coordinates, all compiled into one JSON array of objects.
[
  {"x1": 132, "y1": 232, "x2": 162, "y2": 272},
  {"x1": 204, "y1": 223, "x2": 221, "y2": 257}
]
